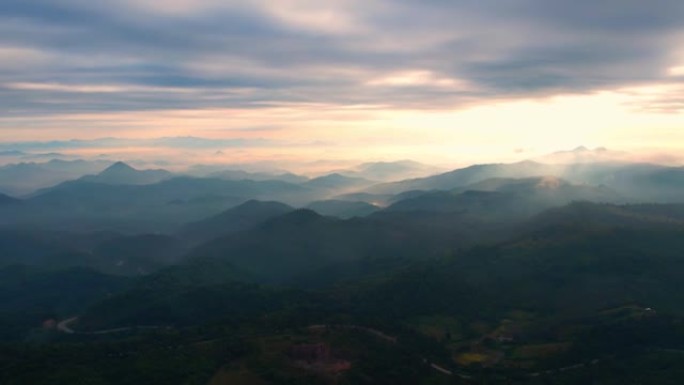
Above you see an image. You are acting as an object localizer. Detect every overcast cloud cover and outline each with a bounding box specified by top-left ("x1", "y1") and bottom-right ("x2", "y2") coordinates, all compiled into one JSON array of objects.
[{"x1": 1, "y1": 0, "x2": 684, "y2": 162}]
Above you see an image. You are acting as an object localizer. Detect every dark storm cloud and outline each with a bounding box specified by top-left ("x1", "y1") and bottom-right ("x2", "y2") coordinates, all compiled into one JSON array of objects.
[{"x1": 1, "y1": 0, "x2": 683, "y2": 117}]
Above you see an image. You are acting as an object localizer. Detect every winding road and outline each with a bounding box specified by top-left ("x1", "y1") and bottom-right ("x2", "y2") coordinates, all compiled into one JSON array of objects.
[{"x1": 56, "y1": 316, "x2": 166, "y2": 335}]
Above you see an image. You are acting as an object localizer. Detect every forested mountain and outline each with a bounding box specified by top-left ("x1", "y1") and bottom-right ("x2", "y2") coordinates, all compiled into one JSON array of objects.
[
  {"x1": 386, "y1": 176, "x2": 619, "y2": 219},
  {"x1": 4, "y1": 159, "x2": 684, "y2": 384},
  {"x1": 306, "y1": 199, "x2": 379, "y2": 218},
  {"x1": 178, "y1": 200, "x2": 294, "y2": 244}
]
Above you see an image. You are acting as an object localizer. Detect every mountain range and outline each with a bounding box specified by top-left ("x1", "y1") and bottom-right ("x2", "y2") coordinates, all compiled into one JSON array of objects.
[
  {"x1": 366, "y1": 160, "x2": 684, "y2": 203},
  {"x1": 0, "y1": 159, "x2": 111, "y2": 196},
  {"x1": 3, "y1": 155, "x2": 684, "y2": 383}
]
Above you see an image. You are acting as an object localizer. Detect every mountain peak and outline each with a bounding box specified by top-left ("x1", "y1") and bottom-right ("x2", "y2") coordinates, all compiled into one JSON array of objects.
[
  {"x1": 229, "y1": 200, "x2": 294, "y2": 215},
  {"x1": 315, "y1": 173, "x2": 346, "y2": 180},
  {"x1": 103, "y1": 161, "x2": 136, "y2": 173},
  {"x1": 77, "y1": 161, "x2": 172, "y2": 185}
]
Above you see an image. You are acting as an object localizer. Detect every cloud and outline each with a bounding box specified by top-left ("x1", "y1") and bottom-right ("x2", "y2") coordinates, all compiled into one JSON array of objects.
[
  {"x1": 0, "y1": 137, "x2": 277, "y2": 152},
  {"x1": 0, "y1": 0, "x2": 683, "y2": 125}
]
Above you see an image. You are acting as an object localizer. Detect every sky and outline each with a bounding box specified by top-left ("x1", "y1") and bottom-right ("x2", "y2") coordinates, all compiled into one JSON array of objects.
[{"x1": 1, "y1": 0, "x2": 684, "y2": 168}]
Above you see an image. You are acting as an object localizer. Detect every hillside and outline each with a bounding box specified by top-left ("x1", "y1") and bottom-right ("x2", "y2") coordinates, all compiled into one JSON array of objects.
[
  {"x1": 366, "y1": 160, "x2": 553, "y2": 194},
  {"x1": 0, "y1": 177, "x2": 313, "y2": 232},
  {"x1": 188, "y1": 209, "x2": 393, "y2": 283},
  {"x1": 0, "y1": 193, "x2": 20, "y2": 205},
  {"x1": 306, "y1": 199, "x2": 379, "y2": 218},
  {"x1": 337, "y1": 160, "x2": 443, "y2": 182},
  {"x1": 0, "y1": 159, "x2": 109, "y2": 196},
  {"x1": 305, "y1": 173, "x2": 375, "y2": 193},
  {"x1": 178, "y1": 200, "x2": 294, "y2": 244},
  {"x1": 0, "y1": 265, "x2": 129, "y2": 341},
  {"x1": 55, "y1": 202, "x2": 684, "y2": 384},
  {"x1": 367, "y1": 161, "x2": 684, "y2": 203},
  {"x1": 385, "y1": 176, "x2": 619, "y2": 220}
]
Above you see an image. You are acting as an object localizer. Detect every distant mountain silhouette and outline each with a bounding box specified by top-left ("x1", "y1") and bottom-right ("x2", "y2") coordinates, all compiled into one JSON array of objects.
[
  {"x1": 306, "y1": 200, "x2": 379, "y2": 218},
  {"x1": 367, "y1": 161, "x2": 552, "y2": 194},
  {"x1": 0, "y1": 150, "x2": 25, "y2": 157},
  {"x1": 336, "y1": 160, "x2": 443, "y2": 182},
  {"x1": 79, "y1": 161, "x2": 173, "y2": 185},
  {"x1": 536, "y1": 146, "x2": 631, "y2": 164},
  {"x1": 10, "y1": 177, "x2": 313, "y2": 232},
  {"x1": 0, "y1": 159, "x2": 109, "y2": 196},
  {"x1": 385, "y1": 176, "x2": 619, "y2": 220},
  {"x1": 367, "y1": 161, "x2": 684, "y2": 203},
  {"x1": 305, "y1": 173, "x2": 374, "y2": 191},
  {"x1": 178, "y1": 200, "x2": 294, "y2": 244},
  {"x1": 332, "y1": 192, "x2": 394, "y2": 206},
  {"x1": 209, "y1": 169, "x2": 308, "y2": 184}
]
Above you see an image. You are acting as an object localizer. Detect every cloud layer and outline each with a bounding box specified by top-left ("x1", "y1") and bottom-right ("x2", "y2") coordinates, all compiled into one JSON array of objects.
[
  {"x1": 1, "y1": 0, "x2": 684, "y2": 165},
  {"x1": 2, "y1": 0, "x2": 684, "y2": 117}
]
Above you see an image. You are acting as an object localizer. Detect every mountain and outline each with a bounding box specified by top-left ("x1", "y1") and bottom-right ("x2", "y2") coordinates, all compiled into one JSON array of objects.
[
  {"x1": 6, "y1": 194, "x2": 684, "y2": 383},
  {"x1": 185, "y1": 209, "x2": 451, "y2": 283},
  {"x1": 91, "y1": 234, "x2": 188, "y2": 276},
  {"x1": 180, "y1": 202, "x2": 517, "y2": 286},
  {"x1": 367, "y1": 160, "x2": 684, "y2": 203},
  {"x1": 337, "y1": 160, "x2": 444, "y2": 182},
  {"x1": 0, "y1": 159, "x2": 110, "y2": 196},
  {"x1": 536, "y1": 146, "x2": 632, "y2": 164},
  {"x1": 66, "y1": 201, "x2": 684, "y2": 381},
  {"x1": 525, "y1": 201, "x2": 684, "y2": 233},
  {"x1": 77, "y1": 261, "x2": 282, "y2": 330},
  {"x1": 0, "y1": 229, "x2": 186, "y2": 276},
  {"x1": 366, "y1": 160, "x2": 553, "y2": 194},
  {"x1": 0, "y1": 230, "x2": 79, "y2": 268},
  {"x1": 305, "y1": 173, "x2": 375, "y2": 193},
  {"x1": 306, "y1": 199, "x2": 379, "y2": 218},
  {"x1": 353, "y1": 224, "x2": 684, "y2": 351},
  {"x1": 0, "y1": 150, "x2": 25, "y2": 156},
  {"x1": 457, "y1": 176, "x2": 620, "y2": 201},
  {"x1": 0, "y1": 265, "x2": 129, "y2": 341},
  {"x1": 385, "y1": 176, "x2": 619, "y2": 220},
  {"x1": 178, "y1": 200, "x2": 294, "y2": 244},
  {"x1": 33, "y1": 176, "x2": 311, "y2": 208},
  {"x1": 8, "y1": 206, "x2": 684, "y2": 383},
  {"x1": 2, "y1": 177, "x2": 314, "y2": 232},
  {"x1": 208, "y1": 169, "x2": 309, "y2": 184},
  {"x1": 79, "y1": 161, "x2": 173, "y2": 185},
  {"x1": 332, "y1": 192, "x2": 394, "y2": 206}
]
